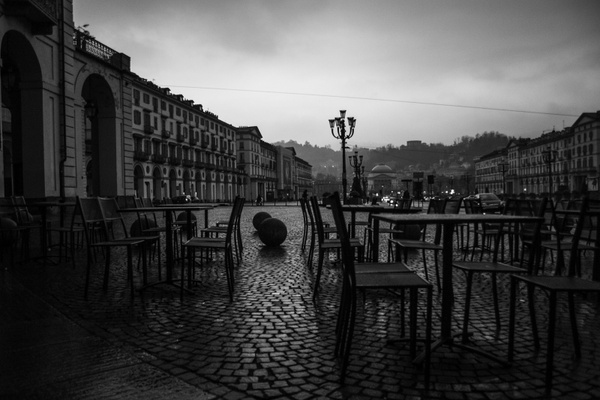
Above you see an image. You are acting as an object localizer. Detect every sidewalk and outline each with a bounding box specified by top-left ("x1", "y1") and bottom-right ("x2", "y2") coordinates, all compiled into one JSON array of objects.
[{"x1": 1, "y1": 204, "x2": 600, "y2": 399}]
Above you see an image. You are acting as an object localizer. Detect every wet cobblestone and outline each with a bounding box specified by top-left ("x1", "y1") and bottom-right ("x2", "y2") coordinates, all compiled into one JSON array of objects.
[{"x1": 1, "y1": 203, "x2": 600, "y2": 399}]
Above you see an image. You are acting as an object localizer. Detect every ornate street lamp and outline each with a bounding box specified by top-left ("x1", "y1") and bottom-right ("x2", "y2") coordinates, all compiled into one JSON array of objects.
[
  {"x1": 498, "y1": 158, "x2": 509, "y2": 194},
  {"x1": 542, "y1": 145, "x2": 558, "y2": 195},
  {"x1": 329, "y1": 110, "x2": 356, "y2": 204}
]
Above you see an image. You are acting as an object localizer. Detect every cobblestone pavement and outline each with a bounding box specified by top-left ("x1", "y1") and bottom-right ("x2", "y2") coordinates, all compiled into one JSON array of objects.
[{"x1": 2, "y1": 204, "x2": 600, "y2": 399}]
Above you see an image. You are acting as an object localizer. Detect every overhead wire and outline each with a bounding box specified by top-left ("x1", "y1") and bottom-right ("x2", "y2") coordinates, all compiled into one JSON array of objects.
[{"x1": 160, "y1": 84, "x2": 579, "y2": 118}]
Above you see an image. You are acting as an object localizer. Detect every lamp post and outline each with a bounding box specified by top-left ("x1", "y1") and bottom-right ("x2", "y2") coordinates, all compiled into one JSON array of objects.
[
  {"x1": 329, "y1": 110, "x2": 356, "y2": 204},
  {"x1": 542, "y1": 145, "x2": 558, "y2": 195},
  {"x1": 498, "y1": 158, "x2": 509, "y2": 194}
]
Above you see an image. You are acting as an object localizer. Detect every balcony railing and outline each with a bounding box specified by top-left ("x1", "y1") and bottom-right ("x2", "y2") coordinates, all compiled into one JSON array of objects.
[
  {"x1": 168, "y1": 156, "x2": 182, "y2": 166},
  {"x1": 161, "y1": 130, "x2": 172, "y2": 139},
  {"x1": 176, "y1": 133, "x2": 185, "y2": 143},
  {"x1": 151, "y1": 154, "x2": 166, "y2": 164},
  {"x1": 73, "y1": 30, "x2": 130, "y2": 70},
  {"x1": 143, "y1": 125, "x2": 154, "y2": 135},
  {"x1": 6, "y1": 0, "x2": 58, "y2": 34},
  {"x1": 182, "y1": 159, "x2": 194, "y2": 168},
  {"x1": 134, "y1": 151, "x2": 150, "y2": 162},
  {"x1": 189, "y1": 136, "x2": 199, "y2": 146}
]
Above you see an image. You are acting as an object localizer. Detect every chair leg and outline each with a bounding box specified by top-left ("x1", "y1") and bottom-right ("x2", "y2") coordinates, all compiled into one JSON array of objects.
[
  {"x1": 313, "y1": 250, "x2": 326, "y2": 297},
  {"x1": 508, "y1": 277, "x2": 517, "y2": 362},
  {"x1": 545, "y1": 291, "x2": 557, "y2": 397},
  {"x1": 462, "y1": 271, "x2": 474, "y2": 344},
  {"x1": 340, "y1": 295, "x2": 357, "y2": 383},
  {"x1": 433, "y1": 250, "x2": 441, "y2": 292},
  {"x1": 491, "y1": 273, "x2": 501, "y2": 331},
  {"x1": 568, "y1": 291, "x2": 581, "y2": 358},
  {"x1": 527, "y1": 283, "x2": 540, "y2": 350}
]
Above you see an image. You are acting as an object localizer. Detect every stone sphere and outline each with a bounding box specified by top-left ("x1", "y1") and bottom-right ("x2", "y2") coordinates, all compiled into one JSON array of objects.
[
  {"x1": 252, "y1": 211, "x2": 272, "y2": 230},
  {"x1": 176, "y1": 212, "x2": 197, "y2": 222},
  {"x1": 0, "y1": 217, "x2": 18, "y2": 245},
  {"x1": 258, "y1": 218, "x2": 287, "y2": 247},
  {"x1": 130, "y1": 218, "x2": 158, "y2": 237}
]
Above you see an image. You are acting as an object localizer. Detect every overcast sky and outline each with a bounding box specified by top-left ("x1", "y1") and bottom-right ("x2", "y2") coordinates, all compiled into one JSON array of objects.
[{"x1": 73, "y1": 0, "x2": 600, "y2": 149}]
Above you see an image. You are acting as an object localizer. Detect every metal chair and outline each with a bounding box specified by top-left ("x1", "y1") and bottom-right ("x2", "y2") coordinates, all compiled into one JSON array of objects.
[
  {"x1": 508, "y1": 196, "x2": 600, "y2": 396},
  {"x1": 328, "y1": 192, "x2": 433, "y2": 388}
]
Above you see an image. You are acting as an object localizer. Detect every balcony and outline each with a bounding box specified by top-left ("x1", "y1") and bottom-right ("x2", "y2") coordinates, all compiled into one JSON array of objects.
[
  {"x1": 176, "y1": 133, "x2": 185, "y2": 143},
  {"x1": 134, "y1": 151, "x2": 150, "y2": 162},
  {"x1": 73, "y1": 30, "x2": 130, "y2": 71},
  {"x1": 168, "y1": 156, "x2": 182, "y2": 166},
  {"x1": 182, "y1": 159, "x2": 194, "y2": 168},
  {"x1": 189, "y1": 136, "x2": 199, "y2": 146},
  {"x1": 161, "y1": 130, "x2": 172, "y2": 139},
  {"x1": 6, "y1": 0, "x2": 58, "y2": 35},
  {"x1": 194, "y1": 161, "x2": 206, "y2": 169},
  {"x1": 151, "y1": 154, "x2": 166, "y2": 164},
  {"x1": 143, "y1": 125, "x2": 155, "y2": 135},
  {"x1": 201, "y1": 140, "x2": 209, "y2": 149}
]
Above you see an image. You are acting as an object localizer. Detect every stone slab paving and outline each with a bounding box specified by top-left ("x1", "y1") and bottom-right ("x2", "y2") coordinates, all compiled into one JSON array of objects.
[{"x1": 2, "y1": 203, "x2": 600, "y2": 399}]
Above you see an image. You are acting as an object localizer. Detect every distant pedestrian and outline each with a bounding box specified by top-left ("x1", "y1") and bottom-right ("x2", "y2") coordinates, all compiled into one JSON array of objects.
[{"x1": 302, "y1": 190, "x2": 308, "y2": 200}]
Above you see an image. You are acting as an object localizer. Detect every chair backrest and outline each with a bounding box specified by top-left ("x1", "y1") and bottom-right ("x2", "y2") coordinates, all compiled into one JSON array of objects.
[
  {"x1": 328, "y1": 192, "x2": 356, "y2": 290},
  {"x1": 223, "y1": 196, "x2": 243, "y2": 242},
  {"x1": 443, "y1": 198, "x2": 462, "y2": 214},
  {"x1": 463, "y1": 198, "x2": 482, "y2": 215},
  {"x1": 11, "y1": 196, "x2": 35, "y2": 225},
  {"x1": 76, "y1": 196, "x2": 106, "y2": 247},
  {"x1": 309, "y1": 195, "x2": 327, "y2": 243},
  {"x1": 423, "y1": 198, "x2": 447, "y2": 243},
  {"x1": 563, "y1": 196, "x2": 592, "y2": 277},
  {"x1": 299, "y1": 198, "x2": 309, "y2": 226},
  {"x1": 97, "y1": 197, "x2": 131, "y2": 240},
  {"x1": 395, "y1": 198, "x2": 412, "y2": 210},
  {"x1": 428, "y1": 198, "x2": 447, "y2": 214}
]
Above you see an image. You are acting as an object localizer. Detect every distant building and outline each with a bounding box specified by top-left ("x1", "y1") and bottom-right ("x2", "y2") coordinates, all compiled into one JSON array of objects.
[
  {"x1": 366, "y1": 163, "x2": 399, "y2": 196},
  {"x1": 474, "y1": 111, "x2": 600, "y2": 195}
]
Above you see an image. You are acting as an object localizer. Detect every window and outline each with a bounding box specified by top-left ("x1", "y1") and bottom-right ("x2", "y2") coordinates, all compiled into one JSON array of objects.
[
  {"x1": 142, "y1": 93, "x2": 150, "y2": 104},
  {"x1": 133, "y1": 110, "x2": 141, "y2": 125}
]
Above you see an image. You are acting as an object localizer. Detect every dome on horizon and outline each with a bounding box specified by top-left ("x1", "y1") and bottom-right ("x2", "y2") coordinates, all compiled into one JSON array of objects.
[{"x1": 371, "y1": 163, "x2": 393, "y2": 173}]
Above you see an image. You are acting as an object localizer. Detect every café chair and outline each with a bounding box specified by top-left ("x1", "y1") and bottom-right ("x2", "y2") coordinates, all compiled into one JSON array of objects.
[
  {"x1": 181, "y1": 197, "x2": 244, "y2": 301},
  {"x1": 328, "y1": 193, "x2": 433, "y2": 388},
  {"x1": 508, "y1": 196, "x2": 600, "y2": 397},
  {"x1": 11, "y1": 196, "x2": 44, "y2": 259},
  {"x1": 453, "y1": 197, "x2": 548, "y2": 344},
  {"x1": 309, "y1": 195, "x2": 364, "y2": 297},
  {"x1": 388, "y1": 198, "x2": 447, "y2": 291},
  {"x1": 78, "y1": 197, "x2": 147, "y2": 299},
  {"x1": 199, "y1": 198, "x2": 245, "y2": 266},
  {"x1": 363, "y1": 198, "x2": 412, "y2": 262},
  {"x1": 46, "y1": 200, "x2": 85, "y2": 266},
  {"x1": 304, "y1": 196, "x2": 337, "y2": 268}
]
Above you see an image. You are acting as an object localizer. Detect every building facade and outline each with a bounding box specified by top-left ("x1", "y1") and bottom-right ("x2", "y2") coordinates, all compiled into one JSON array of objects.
[
  {"x1": 474, "y1": 112, "x2": 600, "y2": 196},
  {"x1": 1, "y1": 0, "x2": 311, "y2": 201}
]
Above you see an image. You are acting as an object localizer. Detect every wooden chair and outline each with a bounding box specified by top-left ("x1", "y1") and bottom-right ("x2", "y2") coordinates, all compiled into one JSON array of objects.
[{"x1": 328, "y1": 193, "x2": 433, "y2": 387}]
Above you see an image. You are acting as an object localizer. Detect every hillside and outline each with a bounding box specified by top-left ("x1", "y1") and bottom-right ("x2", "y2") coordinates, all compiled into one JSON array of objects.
[{"x1": 273, "y1": 131, "x2": 512, "y2": 178}]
